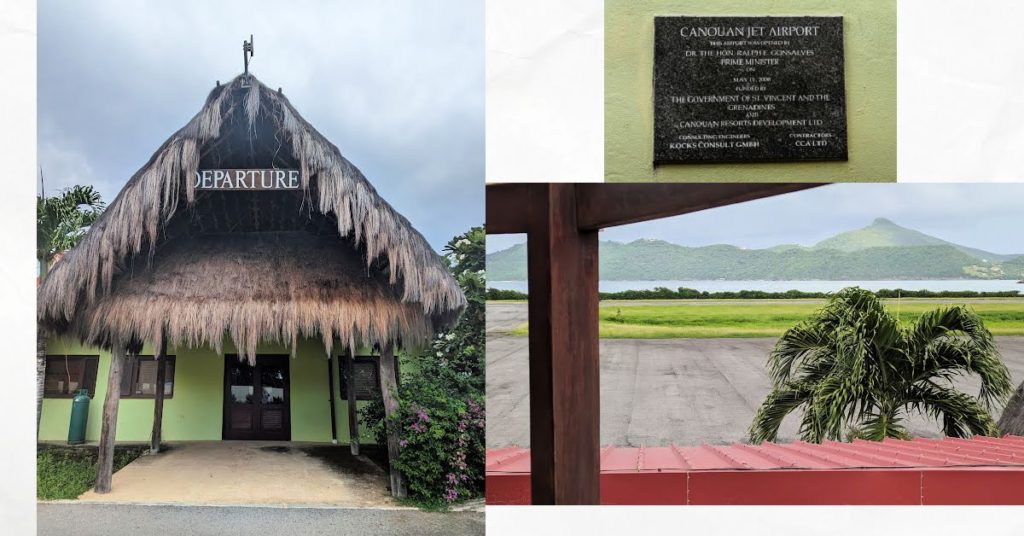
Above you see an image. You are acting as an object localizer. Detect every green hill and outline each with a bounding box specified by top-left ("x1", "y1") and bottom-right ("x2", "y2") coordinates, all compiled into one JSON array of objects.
[
  {"x1": 485, "y1": 242, "x2": 529, "y2": 280},
  {"x1": 814, "y1": 218, "x2": 1016, "y2": 262},
  {"x1": 486, "y1": 219, "x2": 1022, "y2": 281},
  {"x1": 1002, "y1": 257, "x2": 1024, "y2": 280}
]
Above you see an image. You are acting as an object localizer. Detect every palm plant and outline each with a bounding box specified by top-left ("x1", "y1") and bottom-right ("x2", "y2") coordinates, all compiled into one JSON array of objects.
[
  {"x1": 749, "y1": 287, "x2": 1012, "y2": 444},
  {"x1": 37, "y1": 184, "x2": 105, "y2": 279},
  {"x1": 36, "y1": 182, "x2": 105, "y2": 434}
]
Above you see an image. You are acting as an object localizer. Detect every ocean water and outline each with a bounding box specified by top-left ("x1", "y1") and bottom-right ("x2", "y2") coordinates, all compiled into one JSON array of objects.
[{"x1": 487, "y1": 279, "x2": 1024, "y2": 294}]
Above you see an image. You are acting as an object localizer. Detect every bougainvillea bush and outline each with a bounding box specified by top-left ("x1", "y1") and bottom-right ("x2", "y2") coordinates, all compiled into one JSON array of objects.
[{"x1": 362, "y1": 226, "x2": 485, "y2": 507}]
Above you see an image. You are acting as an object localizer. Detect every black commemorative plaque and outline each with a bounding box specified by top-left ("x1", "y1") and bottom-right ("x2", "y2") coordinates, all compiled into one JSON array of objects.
[{"x1": 653, "y1": 16, "x2": 847, "y2": 164}]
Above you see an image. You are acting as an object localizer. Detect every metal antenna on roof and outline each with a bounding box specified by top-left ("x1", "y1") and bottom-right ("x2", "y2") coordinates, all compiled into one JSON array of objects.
[{"x1": 242, "y1": 34, "x2": 255, "y2": 85}]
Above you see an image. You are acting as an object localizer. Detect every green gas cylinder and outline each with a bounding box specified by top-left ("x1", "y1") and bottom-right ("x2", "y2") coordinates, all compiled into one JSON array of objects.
[{"x1": 67, "y1": 389, "x2": 90, "y2": 445}]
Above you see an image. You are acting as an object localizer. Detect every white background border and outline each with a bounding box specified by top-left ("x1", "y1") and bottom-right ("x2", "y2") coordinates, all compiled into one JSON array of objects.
[
  {"x1": 487, "y1": 506, "x2": 1024, "y2": 535},
  {"x1": 898, "y1": 0, "x2": 1024, "y2": 181},
  {"x1": 0, "y1": 0, "x2": 37, "y2": 533},
  {"x1": 485, "y1": 0, "x2": 603, "y2": 183}
]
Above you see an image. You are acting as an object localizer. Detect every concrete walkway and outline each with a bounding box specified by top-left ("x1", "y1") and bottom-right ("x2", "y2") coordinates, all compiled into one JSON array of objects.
[
  {"x1": 38, "y1": 503, "x2": 484, "y2": 536},
  {"x1": 487, "y1": 303, "x2": 1024, "y2": 447},
  {"x1": 78, "y1": 442, "x2": 396, "y2": 507}
]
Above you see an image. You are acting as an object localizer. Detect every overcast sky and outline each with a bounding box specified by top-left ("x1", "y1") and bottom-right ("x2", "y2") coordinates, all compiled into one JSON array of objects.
[
  {"x1": 486, "y1": 183, "x2": 1024, "y2": 256},
  {"x1": 38, "y1": 0, "x2": 483, "y2": 251}
]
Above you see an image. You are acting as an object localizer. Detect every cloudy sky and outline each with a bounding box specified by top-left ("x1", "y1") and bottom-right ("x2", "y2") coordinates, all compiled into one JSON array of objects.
[
  {"x1": 38, "y1": 0, "x2": 483, "y2": 251},
  {"x1": 486, "y1": 183, "x2": 1024, "y2": 255}
]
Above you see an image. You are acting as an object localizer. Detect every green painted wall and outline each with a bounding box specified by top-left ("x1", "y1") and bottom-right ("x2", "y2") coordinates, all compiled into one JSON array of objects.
[
  {"x1": 605, "y1": 0, "x2": 896, "y2": 182},
  {"x1": 39, "y1": 337, "x2": 380, "y2": 444}
]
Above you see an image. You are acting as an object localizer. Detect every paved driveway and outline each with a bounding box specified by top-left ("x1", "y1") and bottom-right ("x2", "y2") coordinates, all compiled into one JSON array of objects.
[
  {"x1": 486, "y1": 303, "x2": 1024, "y2": 448},
  {"x1": 77, "y1": 442, "x2": 395, "y2": 507},
  {"x1": 37, "y1": 503, "x2": 484, "y2": 536}
]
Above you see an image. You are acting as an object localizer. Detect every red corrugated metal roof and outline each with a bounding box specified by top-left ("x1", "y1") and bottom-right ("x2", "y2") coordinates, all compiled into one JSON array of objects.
[
  {"x1": 487, "y1": 435, "x2": 1024, "y2": 474},
  {"x1": 487, "y1": 436, "x2": 1024, "y2": 505}
]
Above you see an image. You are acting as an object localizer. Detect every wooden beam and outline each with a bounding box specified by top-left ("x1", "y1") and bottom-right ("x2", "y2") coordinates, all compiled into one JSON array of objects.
[
  {"x1": 486, "y1": 183, "x2": 821, "y2": 233},
  {"x1": 149, "y1": 339, "x2": 168, "y2": 455},
  {"x1": 486, "y1": 183, "x2": 535, "y2": 234},
  {"x1": 526, "y1": 183, "x2": 600, "y2": 504},
  {"x1": 95, "y1": 342, "x2": 127, "y2": 494},
  {"x1": 343, "y1": 349, "x2": 360, "y2": 456},
  {"x1": 575, "y1": 183, "x2": 822, "y2": 231},
  {"x1": 378, "y1": 345, "x2": 407, "y2": 497}
]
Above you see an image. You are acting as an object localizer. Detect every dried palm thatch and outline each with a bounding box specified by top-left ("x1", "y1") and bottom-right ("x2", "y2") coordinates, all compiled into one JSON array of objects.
[{"x1": 38, "y1": 74, "x2": 466, "y2": 361}]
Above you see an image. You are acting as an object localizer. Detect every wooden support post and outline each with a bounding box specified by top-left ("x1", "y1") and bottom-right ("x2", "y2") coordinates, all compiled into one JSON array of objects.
[
  {"x1": 150, "y1": 339, "x2": 168, "y2": 455},
  {"x1": 378, "y1": 344, "x2": 407, "y2": 497},
  {"x1": 343, "y1": 349, "x2": 360, "y2": 456},
  {"x1": 526, "y1": 183, "x2": 600, "y2": 504},
  {"x1": 327, "y1": 354, "x2": 339, "y2": 445},
  {"x1": 95, "y1": 342, "x2": 127, "y2": 494}
]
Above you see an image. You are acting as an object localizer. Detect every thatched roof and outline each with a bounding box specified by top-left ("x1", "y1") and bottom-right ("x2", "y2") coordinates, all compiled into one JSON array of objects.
[{"x1": 38, "y1": 74, "x2": 465, "y2": 360}]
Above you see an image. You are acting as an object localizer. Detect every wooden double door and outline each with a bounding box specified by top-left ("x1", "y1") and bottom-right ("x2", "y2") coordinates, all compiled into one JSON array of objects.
[{"x1": 223, "y1": 355, "x2": 291, "y2": 440}]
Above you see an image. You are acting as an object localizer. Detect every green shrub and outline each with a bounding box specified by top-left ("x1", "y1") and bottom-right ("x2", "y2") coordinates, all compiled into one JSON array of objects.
[
  {"x1": 37, "y1": 445, "x2": 145, "y2": 500},
  {"x1": 363, "y1": 226, "x2": 485, "y2": 507},
  {"x1": 486, "y1": 288, "x2": 528, "y2": 300}
]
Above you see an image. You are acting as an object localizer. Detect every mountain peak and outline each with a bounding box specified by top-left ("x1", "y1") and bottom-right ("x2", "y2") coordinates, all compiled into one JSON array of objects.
[{"x1": 811, "y1": 219, "x2": 1011, "y2": 261}]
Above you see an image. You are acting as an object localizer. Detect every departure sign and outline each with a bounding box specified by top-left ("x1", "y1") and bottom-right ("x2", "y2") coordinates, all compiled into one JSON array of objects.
[{"x1": 194, "y1": 169, "x2": 301, "y2": 190}]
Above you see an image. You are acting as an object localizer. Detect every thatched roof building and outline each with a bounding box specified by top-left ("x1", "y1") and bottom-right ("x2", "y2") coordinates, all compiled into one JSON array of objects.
[{"x1": 38, "y1": 73, "x2": 466, "y2": 362}]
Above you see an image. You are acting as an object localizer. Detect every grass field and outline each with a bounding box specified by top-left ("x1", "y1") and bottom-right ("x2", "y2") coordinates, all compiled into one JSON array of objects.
[{"x1": 507, "y1": 299, "x2": 1024, "y2": 338}]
